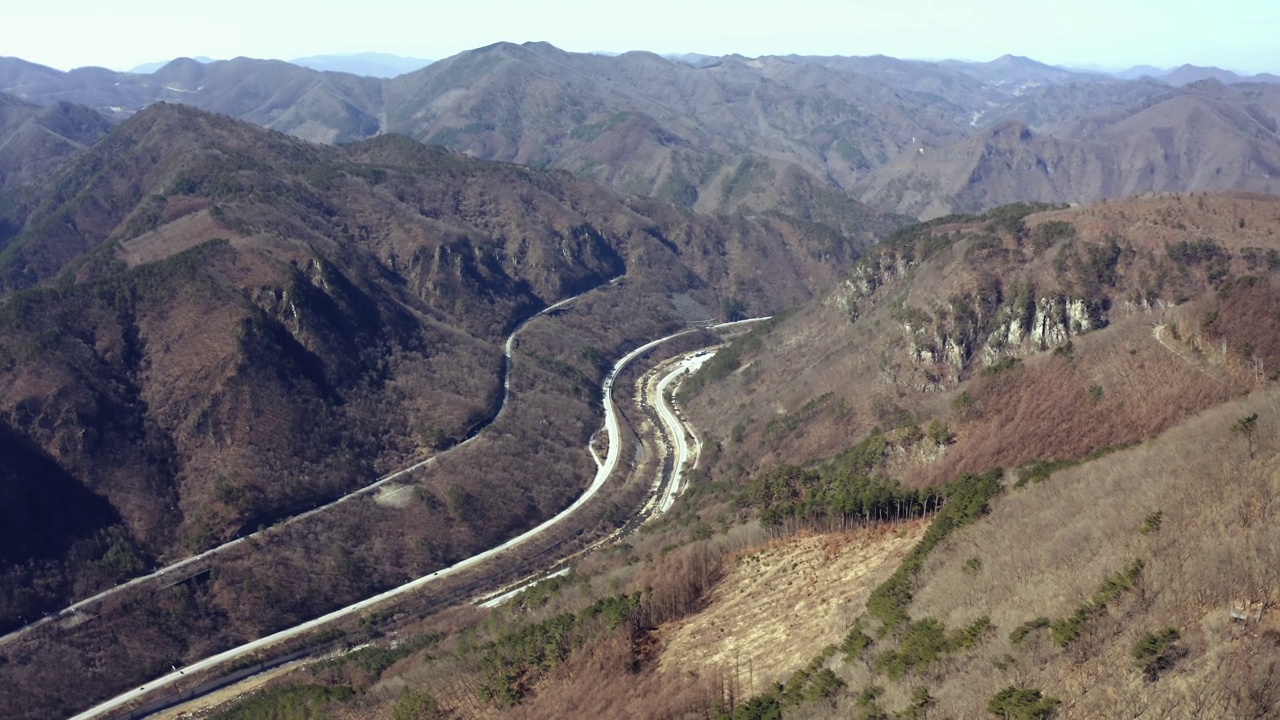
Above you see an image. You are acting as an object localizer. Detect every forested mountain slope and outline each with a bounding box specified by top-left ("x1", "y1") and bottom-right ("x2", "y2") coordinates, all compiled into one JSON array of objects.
[
  {"x1": 0, "y1": 91, "x2": 112, "y2": 194},
  {"x1": 0, "y1": 102, "x2": 878, "y2": 639},
  {"x1": 684, "y1": 193, "x2": 1280, "y2": 488},
  {"x1": 854, "y1": 81, "x2": 1280, "y2": 217}
]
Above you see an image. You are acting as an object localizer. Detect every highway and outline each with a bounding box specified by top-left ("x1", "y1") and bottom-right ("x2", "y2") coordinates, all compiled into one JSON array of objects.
[
  {"x1": 69, "y1": 316, "x2": 768, "y2": 720},
  {"x1": 0, "y1": 280, "x2": 610, "y2": 650},
  {"x1": 475, "y1": 346, "x2": 718, "y2": 608},
  {"x1": 653, "y1": 351, "x2": 715, "y2": 514},
  {"x1": 67, "y1": 319, "x2": 732, "y2": 720}
]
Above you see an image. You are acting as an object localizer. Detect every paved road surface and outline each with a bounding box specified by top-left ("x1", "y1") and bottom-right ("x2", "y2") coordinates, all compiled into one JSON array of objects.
[{"x1": 654, "y1": 351, "x2": 715, "y2": 514}]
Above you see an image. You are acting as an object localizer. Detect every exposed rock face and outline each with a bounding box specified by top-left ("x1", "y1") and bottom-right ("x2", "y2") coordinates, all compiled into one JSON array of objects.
[
  {"x1": 834, "y1": 217, "x2": 1115, "y2": 390},
  {"x1": 905, "y1": 291, "x2": 1101, "y2": 387},
  {"x1": 842, "y1": 247, "x2": 914, "y2": 322}
]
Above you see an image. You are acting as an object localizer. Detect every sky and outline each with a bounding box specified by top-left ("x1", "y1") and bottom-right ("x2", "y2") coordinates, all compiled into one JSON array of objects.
[{"x1": 6, "y1": 0, "x2": 1278, "y2": 74}]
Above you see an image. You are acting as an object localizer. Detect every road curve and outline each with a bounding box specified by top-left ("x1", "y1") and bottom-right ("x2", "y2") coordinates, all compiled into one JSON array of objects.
[
  {"x1": 68, "y1": 319, "x2": 742, "y2": 720},
  {"x1": 0, "y1": 280, "x2": 613, "y2": 650},
  {"x1": 654, "y1": 351, "x2": 715, "y2": 515}
]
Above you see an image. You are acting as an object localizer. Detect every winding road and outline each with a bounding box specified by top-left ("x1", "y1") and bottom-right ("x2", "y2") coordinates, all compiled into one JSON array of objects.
[
  {"x1": 69, "y1": 315, "x2": 767, "y2": 720},
  {"x1": 653, "y1": 351, "x2": 715, "y2": 514}
]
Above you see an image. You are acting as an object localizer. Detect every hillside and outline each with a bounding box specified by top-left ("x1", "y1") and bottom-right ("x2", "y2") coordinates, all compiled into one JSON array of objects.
[
  {"x1": 381, "y1": 43, "x2": 969, "y2": 204},
  {"x1": 4, "y1": 43, "x2": 1280, "y2": 718},
  {"x1": 684, "y1": 194, "x2": 1280, "y2": 483},
  {"x1": 125, "y1": 192, "x2": 1280, "y2": 720},
  {"x1": 0, "y1": 92, "x2": 112, "y2": 194}
]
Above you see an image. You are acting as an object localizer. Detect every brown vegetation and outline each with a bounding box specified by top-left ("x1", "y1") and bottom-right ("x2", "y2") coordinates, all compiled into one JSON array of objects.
[
  {"x1": 0, "y1": 104, "x2": 874, "y2": 718},
  {"x1": 658, "y1": 525, "x2": 924, "y2": 692},
  {"x1": 135, "y1": 193, "x2": 1280, "y2": 719},
  {"x1": 684, "y1": 193, "x2": 1280, "y2": 494},
  {"x1": 889, "y1": 387, "x2": 1280, "y2": 718}
]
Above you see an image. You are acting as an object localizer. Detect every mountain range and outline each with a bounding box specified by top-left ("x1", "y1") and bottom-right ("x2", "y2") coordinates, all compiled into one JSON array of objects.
[
  {"x1": 0, "y1": 92, "x2": 111, "y2": 195},
  {"x1": 3, "y1": 43, "x2": 1280, "y2": 225}
]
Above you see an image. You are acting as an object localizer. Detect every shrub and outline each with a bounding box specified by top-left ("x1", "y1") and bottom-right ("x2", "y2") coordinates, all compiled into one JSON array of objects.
[
  {"x1": 875, "y1": 616, "x2": 991, "y2": 679},
  {"x1": 1009, "y1": 617, "x2": 1051, "y2": 645},
  {"x1": 777, "y1": 646, "x2": 843, "y2": 707},
  {"x1": 1233, "y1": 413, "x2": 1259, "y2": 458},
  {"x1": 841, "y1": 620, "x2": 874, "y2": 662},
  {"x1": 391, "y1": 686, "x2": 440, "y2": 720},
  {"x1": 951, "y1": 390, "x2": 981, "y2": 420},
  {"x1": 1167, "y1": 238, "x2": 1227, "y2": 266},
  {"x1": 876, "y1": 618, "x2": 948, "y2": 679},
  {"x1": 927, "y1": 419, "x2": 953, "y2": 445},
  {"x1": 900, "y1": 687, "x2": 935, "y2": 720},
  {"x1": 1051, "y1": 559, "x2": 1144, "y2": 647},
  {"x1": 1031, "y1": 220, "x2": 1076, "y2": 252},
  {"x1": 987, "y1": 686, "x2": 1061, "y2": 719},
  {"x1": 1139, "y1": 510, "x2": 1164, "y2": 535},
  {"x1": 1049, "y1": 607, "x2": 1093, "y2": 647},
  {"x1": 981, "y1": 357, "x2": 1023, "y2": 377},
  {"x1": 1132, "y1": 627, "x2": 1183, "y2": 681},
  {"x1": 854, "y1": 686, "x2": 889, "y2": 720}
]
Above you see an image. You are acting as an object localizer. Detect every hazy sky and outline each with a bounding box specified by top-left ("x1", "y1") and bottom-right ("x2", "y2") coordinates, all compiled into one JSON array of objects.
[{"x1": 7, "y1": 0, "x2": 1278, "y2": 74}]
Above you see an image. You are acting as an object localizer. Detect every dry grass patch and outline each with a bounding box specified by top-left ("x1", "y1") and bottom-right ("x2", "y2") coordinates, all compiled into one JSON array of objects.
[{"x1": 659, "y1": 522, "x2": 926, "y2": 693}]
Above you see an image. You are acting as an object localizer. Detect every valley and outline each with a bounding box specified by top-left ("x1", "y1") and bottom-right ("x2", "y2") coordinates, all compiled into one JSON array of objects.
[{"x1": 63, "y1": 314, "x2": 742, "y2": 720}]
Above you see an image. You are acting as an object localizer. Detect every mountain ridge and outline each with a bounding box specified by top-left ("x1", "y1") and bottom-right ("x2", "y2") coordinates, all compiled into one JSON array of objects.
[{"x1": 4, "y1": 45, "x2": 1280, "y2": 226}]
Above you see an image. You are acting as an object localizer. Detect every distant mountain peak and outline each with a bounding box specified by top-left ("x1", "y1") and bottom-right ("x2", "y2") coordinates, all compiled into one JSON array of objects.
[
  {"x1": 520, "y1": 41, "x2": 559, "y2": 52},
  {"x1": 990, "y1": 54, "x2": 1048, "y2": 68},
  {"x1": 1159, "y1": 64, "x2": 1242, "y2": 86},
  {"x1": 154, "y1": 57, "x2": 207, "y2": 75},
  {"x1": 129, "y1": 56, "x2": 216, "y2": 74}
]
